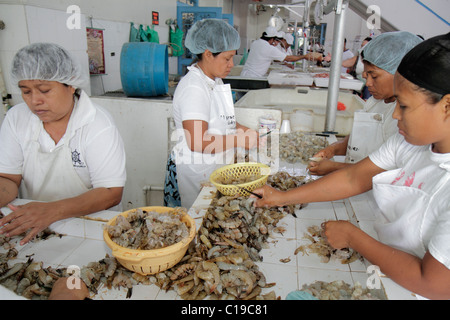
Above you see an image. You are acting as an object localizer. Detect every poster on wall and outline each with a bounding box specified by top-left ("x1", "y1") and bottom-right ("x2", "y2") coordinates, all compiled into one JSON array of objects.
[{"x1": 86, "y1": 28, "x2": 105, "y2": 74}]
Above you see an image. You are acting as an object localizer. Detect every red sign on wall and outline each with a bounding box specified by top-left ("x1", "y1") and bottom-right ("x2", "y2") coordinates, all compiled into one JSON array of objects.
[{"x1": 152, "y1": 11, "x2": 159, "y2": 25}]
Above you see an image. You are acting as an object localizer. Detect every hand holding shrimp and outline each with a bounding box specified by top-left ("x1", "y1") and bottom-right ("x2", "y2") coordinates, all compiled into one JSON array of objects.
[{"x1": 0, "y1": 202, "x2": 58, "y2": 245}]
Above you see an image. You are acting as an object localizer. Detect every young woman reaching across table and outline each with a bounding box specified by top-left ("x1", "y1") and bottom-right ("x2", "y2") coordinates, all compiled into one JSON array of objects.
[{"x1": 253, "y1": 33, "x2": 450, "y2": 300}]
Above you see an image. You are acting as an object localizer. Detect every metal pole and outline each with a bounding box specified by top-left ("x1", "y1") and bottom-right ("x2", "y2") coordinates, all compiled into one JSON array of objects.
[{"x1": 324, "y1": 0, "x2": 348, "y2": 133}]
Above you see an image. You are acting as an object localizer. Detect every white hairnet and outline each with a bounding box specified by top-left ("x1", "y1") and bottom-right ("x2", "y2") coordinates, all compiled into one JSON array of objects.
[
  {"x1": 185, "y1": 19, "x2": 240, "y2": 55},
  {"x1": 362, "y1": 31, "x2": 423, "y2": 74},
  {"x1": 11, "y1": 42, "x2": 86, "y2": 89},
  {"x1": 284, "y1": 34, "x2": 294, "y2": 45}
]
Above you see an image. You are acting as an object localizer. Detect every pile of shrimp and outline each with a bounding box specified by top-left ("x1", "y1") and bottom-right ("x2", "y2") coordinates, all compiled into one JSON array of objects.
[
  {"x1": 300, "y1": 280, "x2": 382, "y2": 300},
  {"x1": 0, "y1": 171, "x2": 314, "y2": 300},
  {"x1": 279, "y1": 132, "x2": 329, "y2": 164},
  {"x1": 294, "y1": 225, "x2": 360, "y2": 264},
  {"x1": 107, "y1": 208, "x2": 189, "y2": 250},
  {"x1": 0, "y1": 229, "x2": 68, "y2": 300}
]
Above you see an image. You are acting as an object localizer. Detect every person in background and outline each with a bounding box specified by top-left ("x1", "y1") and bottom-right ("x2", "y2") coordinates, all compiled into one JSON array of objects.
[
  {"x1": 278, "y1": 33, "x2": 294, "y2": 56},
  {"x1": 254, "y1": 32, "x2": 450, "y2": 300},
  {"x1": 241, "y1": 26, "x2": 321, "y2": 78},
  {"x1": 275, "y1": 32, "x2": 295, "y2": 69},
  {"x1": 345, "y1": 37, "x2": 372, "y2": 100},
  {"x1": 170, "y1": 19, "x2": 260, "y2": 209},
  {"x1": 309, "y1": 31, "x2": 422, "y2": 175},
  {"x1": 324, "y1": 38, "x2": 355, "y2": 73},
  {"x1": 0, "y1": 43, "x2": 127, "y2": 245}
]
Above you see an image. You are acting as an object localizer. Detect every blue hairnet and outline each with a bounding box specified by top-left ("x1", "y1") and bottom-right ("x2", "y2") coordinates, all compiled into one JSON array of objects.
[
  {"x1": 11, "y1": 42, "x2": 87, "y2": 89},
  {"x1": 185, "y1": 19, "x2": 240, "y2": 54},
  {"x1": 362, "y1": 31, "x2": 423, "y2": 74}
]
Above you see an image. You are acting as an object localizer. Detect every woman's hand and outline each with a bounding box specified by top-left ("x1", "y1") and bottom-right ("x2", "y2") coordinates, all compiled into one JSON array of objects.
[
  {"x1": 250, "y1": 185, "x2": 285, "y2": 208},
  {"x1": 0, "y1": 202, "x2": 58, "y2": 245},
  {"x1": 49, "y1": 277, "x2": 90, "y2": 300},
  {"x1": 321, "y1": 220, "x2": 358, "y2": 249},
  {"x1": 308, "y1": 158, "x2": 347, "y2": 176}
]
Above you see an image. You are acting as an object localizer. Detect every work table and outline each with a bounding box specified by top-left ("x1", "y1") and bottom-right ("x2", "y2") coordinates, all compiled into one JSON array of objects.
[{"x1": 0, "y1": 172, "x2": 417, "y2": 300}]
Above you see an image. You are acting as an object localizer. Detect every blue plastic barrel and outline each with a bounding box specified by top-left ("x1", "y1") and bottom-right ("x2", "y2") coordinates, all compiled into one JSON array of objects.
[{"x1": 120, "y1": 42, "x2": 168, "y2": 97}]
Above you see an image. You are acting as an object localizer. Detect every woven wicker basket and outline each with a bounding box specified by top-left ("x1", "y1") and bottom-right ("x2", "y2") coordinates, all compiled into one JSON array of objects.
[{"x1": 209, "y1": 162, "x2": 270, "y2": 196}]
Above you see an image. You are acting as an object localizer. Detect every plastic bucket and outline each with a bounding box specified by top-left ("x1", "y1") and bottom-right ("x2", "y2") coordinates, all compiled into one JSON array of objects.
[{"x1": 120, "y1": 42, "x2": 168, "y2": 97}]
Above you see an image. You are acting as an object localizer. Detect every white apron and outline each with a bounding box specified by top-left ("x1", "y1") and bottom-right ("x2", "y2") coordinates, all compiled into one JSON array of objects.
[
  {"x1": 22, "y1": 118, "x2": 89, "y2": 202},
  {"x1": 372, "y1": 169, "x2": 429, "y2": 258},
  {"x1": 346, "y1": 99, "x2": 396, "y2": 163},
  {"x1": 346, "y1": 111, "x2": 384, "y2": 163},
  {"x1": 175, "y1": 75, "x2": 236, "y2": 209}
]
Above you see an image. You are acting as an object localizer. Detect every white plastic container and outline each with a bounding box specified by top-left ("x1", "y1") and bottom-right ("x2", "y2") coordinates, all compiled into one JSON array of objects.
[
  {"x1": 259, "y1": 117, "x2": 277, "y2": 131},
  {"x1": 313, "y1": 77, "x2": 364, "y2": 91},
  {"x1": 268, "y1": 70, "x2": 314, "y2": 86},
  {"x1": 280, "y1": 119, "x2": 291, "y2": 134},
  {"x1": 290, "y1": 110, "x2": 313, "y2": 132}
]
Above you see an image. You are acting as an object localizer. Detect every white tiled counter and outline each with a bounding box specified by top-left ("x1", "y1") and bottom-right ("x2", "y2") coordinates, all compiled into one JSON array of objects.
[{"x1": 1, "y1": 183, "x2": 416, "y2": 300}]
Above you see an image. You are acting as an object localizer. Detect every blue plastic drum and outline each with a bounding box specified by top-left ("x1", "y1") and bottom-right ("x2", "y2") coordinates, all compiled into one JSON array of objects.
[{"x1": 120, "y1": 42, "x2": 169, "y2": 97}]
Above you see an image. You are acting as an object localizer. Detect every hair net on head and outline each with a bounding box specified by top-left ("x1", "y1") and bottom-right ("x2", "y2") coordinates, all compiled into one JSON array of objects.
[
  {"x1": 362, "y1": 31, "x2": 423, "y2": 74},
  {"x1": 397, "y1": 32, "x2": 450, "y2": 96},
  {"x1": 185, "y1": 19, "x2": 240, "y2": 55},
  {"x1": 11, "y1": 42, "x2": 86, "y2": 89}
]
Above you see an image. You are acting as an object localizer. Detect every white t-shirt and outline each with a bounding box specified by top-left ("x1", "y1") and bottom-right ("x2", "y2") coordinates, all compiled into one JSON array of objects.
[
  {"x1": 172, "y1": 64, "x2": 236, "y2": 166},
  {"x1": 241, "y1": 39, "x2": 287, "y2": 78},
  {"x1": 341, "y1": 49, "x2": 355, "y2": 73},
  {"x1": 0, "y1": 90, "x2": 126, "y2": 193},
  {"x1": 369, "y1": 133, "x2": 450, "y2": 269}
]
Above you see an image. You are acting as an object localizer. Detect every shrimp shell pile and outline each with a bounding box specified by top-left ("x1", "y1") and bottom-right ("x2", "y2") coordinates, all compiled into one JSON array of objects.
[
  {"x1": 294, "y1": 225, "x2": 360, "y2": 264},
  {"x1": 280, "y1": 132, "x2": 328, "y2": 164},
  {"x1": 107, "y1": 208, "x2": 189, "y2": 250},
  {"x1": 301, "y1": 280, "x2": 382, "y2": 300}
]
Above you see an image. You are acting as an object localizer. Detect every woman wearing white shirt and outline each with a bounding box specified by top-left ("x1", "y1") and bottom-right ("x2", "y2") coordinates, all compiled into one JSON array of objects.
[
  {"x1": 253, "y1": 33, "x2": 450, "y2": 299},
  {"x1": 309, "y1": 31, "x2": 422, "y2": 175},
  {"x1": 0, "y1": 43, "x2": 126, "y2": 245},
  {"x1": 172, "y1": 19, "x2": 259, "y2": 209},
  {"x1": 241, "y1": 27, "x2": 321, "y2": 78}
]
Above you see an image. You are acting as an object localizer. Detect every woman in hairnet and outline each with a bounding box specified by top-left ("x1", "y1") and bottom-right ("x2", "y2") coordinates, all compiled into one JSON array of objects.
[
  {"x1": 241, "y1": 26, "x2": 321, "y2": 78},
  {"x1": 256, "y1": 32, "x2": 450, "y2": 300},
  {"x1": 309, "y1": 31, "x2": 422, "y2": 175},
  {"x1": 0, "y1": 43, "x2": 126, "y2": 245},
  {"x1": 171, "y1": 19, "x2": 259, "y2": 209}
]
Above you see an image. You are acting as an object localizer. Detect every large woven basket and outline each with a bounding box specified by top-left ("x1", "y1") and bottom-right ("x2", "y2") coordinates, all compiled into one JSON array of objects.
[
  {"x1": 103, "y1": 206, "x2": 196, "y2": 275},
  {"x1": 209, "y1": 162, "x2": 270, "y2": 197}
]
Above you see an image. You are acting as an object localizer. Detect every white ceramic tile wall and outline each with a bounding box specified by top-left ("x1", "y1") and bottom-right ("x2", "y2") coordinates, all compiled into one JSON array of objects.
[{"x1": 1, "y1": 181, "x2": 416, "y2": 300}]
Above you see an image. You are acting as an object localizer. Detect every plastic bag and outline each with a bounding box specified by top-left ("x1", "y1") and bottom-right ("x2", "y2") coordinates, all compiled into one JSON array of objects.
[
  {"x1": 169, "y1": 27, "x2": 184, "y2": 57},
  {"x1": 148, "y1": 25, "x2": 160, "y2": 44},
  {"x1": 129, "y1": 22, "x2": 140, "y2": 42}
]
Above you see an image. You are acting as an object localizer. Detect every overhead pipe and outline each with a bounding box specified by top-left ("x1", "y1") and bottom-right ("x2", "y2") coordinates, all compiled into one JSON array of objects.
[{"x1": 324, "y1": 0, "x2": 348, "y2": 134}]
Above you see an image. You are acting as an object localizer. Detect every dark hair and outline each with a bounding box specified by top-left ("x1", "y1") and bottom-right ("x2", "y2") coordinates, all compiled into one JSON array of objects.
[
  {"x1": 411, "y1": 83, "x2": 444, "y2": 105},
  {"x1": 196, "y1": 51, "x2": 221, "y2": 61},
  {"x1": 364, "y1": 37, "x2": 372, "y2": 42}
]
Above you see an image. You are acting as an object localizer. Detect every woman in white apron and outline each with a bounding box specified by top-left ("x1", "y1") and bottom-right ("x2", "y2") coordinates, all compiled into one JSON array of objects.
[
  {"x1": 253, "y1": 33, "x2": 450, "y2": 299},
  {"x1": 309, "y1": 31, "x2": 422, "y2": 176},
  {"x1": 169, "y1": 19, "x2": 259, "y2": 210},
  {"x1": 0, "y1": 43, "x2": 126, "y2": 245}
]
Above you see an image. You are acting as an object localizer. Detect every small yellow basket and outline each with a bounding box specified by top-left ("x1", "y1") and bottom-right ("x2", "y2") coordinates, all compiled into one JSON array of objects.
[
  {"x1": 209, "y1": 162, "x2": 270, "y2": 197},
  {"x1": 103, "y1": 206, "x2": 196, "y2": 275}
]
